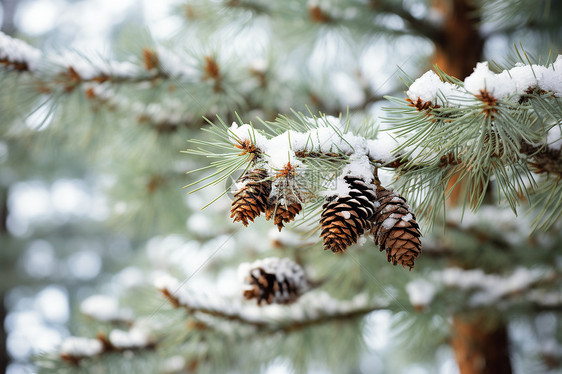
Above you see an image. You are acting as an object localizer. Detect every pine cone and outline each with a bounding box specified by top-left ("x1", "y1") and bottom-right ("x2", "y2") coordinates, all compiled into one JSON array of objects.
[
  {"x1": 265, "y1": 195, "x2": 303, "y2": 231},
  {"x1": 230, "y1": 169, "x2": 271, "y2": 226},
  {"x1": 371, "y1": 185, "x2": 422, "y2": 270},
  {"x1": 240, "y1": 257, "x2": 307, "y2": 305},
  {"x1": 320, "y1": 176, "x2": 377, "y2": 253}
]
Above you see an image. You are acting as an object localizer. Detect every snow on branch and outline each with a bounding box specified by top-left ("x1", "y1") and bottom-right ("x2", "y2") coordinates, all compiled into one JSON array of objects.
[
  {"x1": 187, "y1": 113, "x2": 423, "y2": 268},
  {"x1": 80, "y1": 294, "x2": 134, "y2": 324},
  {"x1": 82, "y1": 83, "x2": 198, "y2": 133},
  {"x1": 0, "y1": 32, "x2": 41, "y2": 72},
  {"x1": 225, "y1": 114, "x2": 396, "y2": 185},
  {"x1": 59, "y1": 324, "x2": 156, "y2": 365},
  {"x1": 407, "y1": 55, "x2": 562, "y2": 107},
  {"x1": 386, "y1": 55, "x2": 562, "y2": 228},
  {"x1": 404, "y1": 265, "x2": 562, "y2": 312},
  {"x1": 238, "y1": 257, "x2": 309, "y2": 305},
  {"x1": 155, "y1": 274, "x2": 387, "y2": 334}
]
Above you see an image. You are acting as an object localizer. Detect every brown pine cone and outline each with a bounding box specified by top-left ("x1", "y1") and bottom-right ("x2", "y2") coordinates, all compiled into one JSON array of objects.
[
  {"x1": 230, "y1": 169, "x2": 271, "y2": 226},
  {"x1": 371, "y1": 185, "x2": 422, "y2": 270},
  {"x1": 241, "y1": 257, "x2": 307, "y2": 305},
  {"x1": 320, "y1": 176, "x2": 377, "y2": 253},
  {"x1": 265, "y1": 197, "x2": 303, "y2": 232}
]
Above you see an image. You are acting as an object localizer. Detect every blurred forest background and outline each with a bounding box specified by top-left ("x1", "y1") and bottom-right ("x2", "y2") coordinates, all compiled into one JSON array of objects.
[{"x1": 1, "y1": 0, "x2": 562, "y2": 373}]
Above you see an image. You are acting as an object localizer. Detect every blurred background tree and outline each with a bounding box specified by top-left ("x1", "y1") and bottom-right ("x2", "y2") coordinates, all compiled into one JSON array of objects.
[{"x1": 0, "y1": 0, "x2": 561, "y2": 373}]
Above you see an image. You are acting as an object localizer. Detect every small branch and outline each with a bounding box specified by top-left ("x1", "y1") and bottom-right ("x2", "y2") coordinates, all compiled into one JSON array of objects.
[
  {"x1": 370, "y1": 0, "x2": 442, "y2": 41},
  {"x1": 51, "y1": 66, "x2": 170, "y2": 93},
  {"x1": 59, "y1": 331, "x2": 156, "y2": 366},
  {"x1": 159, "y1": 287, "x2": 387, "y2": 335}
]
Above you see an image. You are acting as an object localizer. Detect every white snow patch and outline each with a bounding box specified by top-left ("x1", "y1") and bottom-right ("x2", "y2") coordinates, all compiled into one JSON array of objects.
[
  {"x1": 437, "y1": 266, "x2": 547, "y2": 306},
  {"x1": 50, "y1": 52, "x2": 138, "y2": 80},
  {"x1": 464, "y1": 62, "x2": 516, "y2": 99},
  {"x1": 402, "y1": 213, "x2": 413, "y2": 222},
  {"x1": 408, "y1": 54, "x2": 562, "y2": 106},
  {"x1": 406, "y1": 279, "x2": 436, "y2": 307},
  {"x1": 153, "y1": 273, "x2": 181, "y2": 291},
  {"x1": 357, "y1": 235, "x2": 367, "y2": 247},
  {"x1": 80, "y1": 295, "x2": 133, "y2": 322},
  {"x1": 109, "y1": 327, "x2": 151, "y2": 349},
  {"x1": 0, "y1": 31, "x2": 41, "y2": 71},
  {"x1": 341, "y1": 154, "x2": 374, "y2": 181},
  {"x1": 547, "y1": 125, "x2": 562, "y2": 151},
  {"x1": 406, "y1": 70, "x2": 469, "y2": 106},
  {"x1": 382, "y1": 217, "x2": 398, "y2": 230},
  {"x1": 59, "y1": 337, "x2": 103, "y2": 356},
  {"x1": 366, "y1": 134, "x2": 397, "y2": 163}
]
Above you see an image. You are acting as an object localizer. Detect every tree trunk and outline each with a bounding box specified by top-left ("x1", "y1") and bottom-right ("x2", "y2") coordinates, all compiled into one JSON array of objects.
[
  {"x1": 451, "y1": 314, "x2": 512, "y2": 374},
  {"x1": 431, "y1": 0, "x2": 484, "y2": 79},
  {"x1": 429, "y1": 2, "x2": 512, "y2": 374}
]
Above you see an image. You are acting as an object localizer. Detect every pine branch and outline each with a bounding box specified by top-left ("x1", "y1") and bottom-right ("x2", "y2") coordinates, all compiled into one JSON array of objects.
[
  {"x1": 56, "y1": 328, "x2": 156, "y2": 366},
  {"x1": 157, "y1": 276, "x2": 387, "y2": 335},
  {"x1": 0, "y1": 31, "x2": 41, "y2": 72},
  {"x1": 386, "y1": 56, "x2": 562, "y2": 227}
]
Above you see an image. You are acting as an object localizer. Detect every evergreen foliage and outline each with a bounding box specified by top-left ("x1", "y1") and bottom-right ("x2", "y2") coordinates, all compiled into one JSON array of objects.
[{"x1": 1, "y1": 0, "x2": 562, "y2": 374}]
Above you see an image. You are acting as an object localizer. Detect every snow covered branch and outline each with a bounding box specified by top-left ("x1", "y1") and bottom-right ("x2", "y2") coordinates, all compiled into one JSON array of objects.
[
  {"x1": 385, "y1": 55, "x2": 562, "y2": 227},
  {"x1": 187, "y1": 113, "x2": 423, "y2": 268},
  {"x1": 80, "y1": 294, "x2": 134, "y2": 325},
  {"x1": 58, "y1": 325, "x2": 156, "y2": 365},
  {"x1": 155, "y1": 274, "x2": 387, "y2": 335},
  {"x1": 0, "y1": 32, "x2": 41, "y2": 72},
  {"x1": 406, "y1": 56, "x2": 562, "y2": 107}
]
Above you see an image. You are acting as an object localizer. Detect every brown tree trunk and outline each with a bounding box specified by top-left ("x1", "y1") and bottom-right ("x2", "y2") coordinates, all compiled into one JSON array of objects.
[
  {"x1": 451, "y1": 314, "x2": 512, "y2": 374},
  {"x1": 431, "y1": 0, "x2": 484, "y2": 79},
  {"x1": 429, "y1": 2, "x2": 512, "y2": 374}
]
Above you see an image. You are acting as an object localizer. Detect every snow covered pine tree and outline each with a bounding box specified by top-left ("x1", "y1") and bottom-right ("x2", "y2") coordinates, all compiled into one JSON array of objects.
[{"x1": 1, "y1": 1, "x2": 562, "y2": 374}]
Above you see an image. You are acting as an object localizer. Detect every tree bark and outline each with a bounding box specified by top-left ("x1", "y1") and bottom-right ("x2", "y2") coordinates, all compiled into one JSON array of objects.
[
  {"x1": 428, "y1": 2, "x2": 512, "y2": 374},
  {"x1": 451, "y1": 314, "x2": 512, "y2": 374},
  {"x1": 431, "y1": 0, "x2": 484, "y2": 79}
]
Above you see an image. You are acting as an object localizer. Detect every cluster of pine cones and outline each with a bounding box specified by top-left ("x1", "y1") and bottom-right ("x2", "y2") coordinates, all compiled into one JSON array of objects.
[
  {"x1": 230, "y1": 168, "x2": 303, "y2": 231},
  {"x1": 321, "y1": 176, "x2": 421, "y2": 269},
  {"x1": 231, "y1": 168, "x2": 422, "y2": 270}
]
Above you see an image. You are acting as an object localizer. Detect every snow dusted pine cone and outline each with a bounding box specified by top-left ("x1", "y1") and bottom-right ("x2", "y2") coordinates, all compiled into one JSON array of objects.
[
  {"x1": 239, "y1": 257, "x2": 308, "y2": 305},
  {"x1": 230, "y1": 169, "x2": 272, "y2": 226},
  {"x1": 371, "y1": 184, "x2": 422, "y2": 270},
  {"x1": 320, "y1": 176, "x2": 378, "y2": 253},
  {"x1": 265, "y1": 192, "x2": 303, "y2": 232}
]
